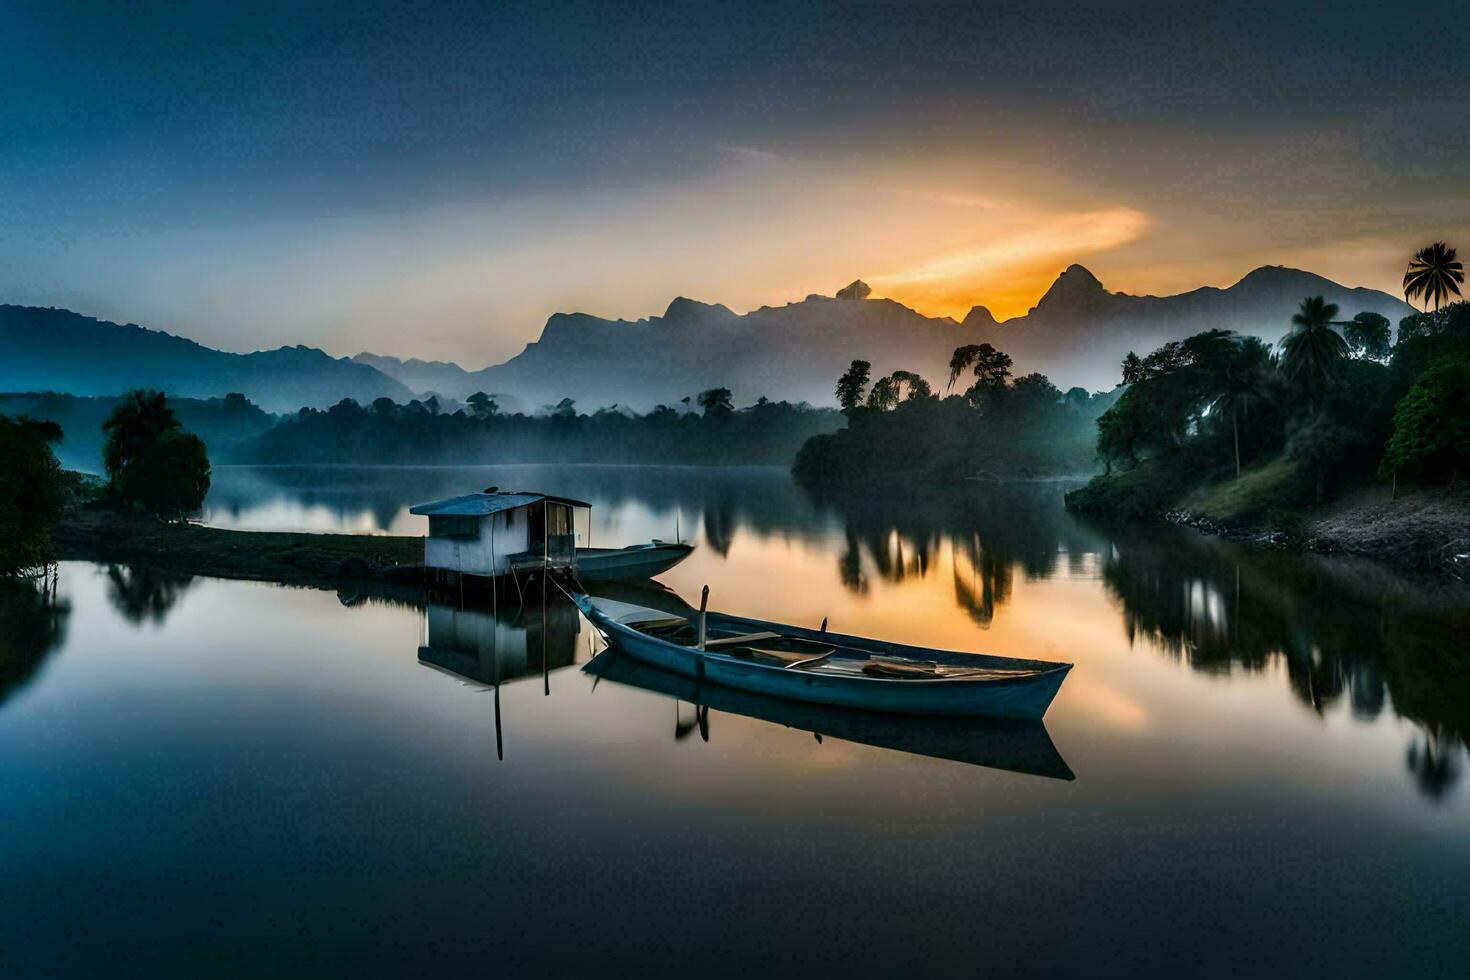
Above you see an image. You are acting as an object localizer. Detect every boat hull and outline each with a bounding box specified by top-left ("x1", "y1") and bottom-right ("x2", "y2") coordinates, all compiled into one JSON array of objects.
[
  {"x1": 575, "y1": 544, "x2": 693, "y2": 582},
  {"x1": 584, "y1": 652, "x2": 1074, "y2": 779},
  {"x1": 583, "y1": 602, "x2": 1070, "y2": 720}
]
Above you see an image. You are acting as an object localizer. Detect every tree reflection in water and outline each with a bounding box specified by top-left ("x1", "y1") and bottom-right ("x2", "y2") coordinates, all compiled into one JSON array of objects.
[
  {"x1": 0, "y1": 571, "x2": 70, "y2": 708},
  {"x1": 806, "y1": 480, "x2": 1094, "y2": 627},
  {"x1": 104, "y1": 564, "x2": 197, "y2": 626},
  {"x1": 1098, "y1": 527, "x2": 1469, "y2": 801},
  {"x1": 805, "y1": 479, "x2": 1469, "y2": 801}
]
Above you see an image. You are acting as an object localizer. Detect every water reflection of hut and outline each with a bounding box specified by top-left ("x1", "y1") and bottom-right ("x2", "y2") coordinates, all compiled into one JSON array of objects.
[{"x1": 418, "y1": 595, "x2": 581, "y2": 688}]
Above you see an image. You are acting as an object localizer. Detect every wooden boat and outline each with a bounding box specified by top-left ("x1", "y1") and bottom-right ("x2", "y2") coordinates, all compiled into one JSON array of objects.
[
  {"x1": 575, "y1": 541, "x2": 693, "y2": 582},
  {"x1": 571, "y1": 590, "x2": 1072, "y2": 720},
  {"x1": 583, "y1": 651, "x2": 1074, "y2": 779}
]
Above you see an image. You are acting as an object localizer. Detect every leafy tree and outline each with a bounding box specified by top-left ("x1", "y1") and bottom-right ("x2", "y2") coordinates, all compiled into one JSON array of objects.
[
  {"x1": 103, "y1": 389, "x2": 179, "y2": 482},
  {"x1": 1063, "y1": 387, "x2": 1091, "y2": 411},
  {"x1": 865, "y1": 376, "x2": 899, "y2": 411},
  {"x1": 545, "y1": 397, "x2": 577, "y2": 418},
  {"x1": 465, "y1": 391, "x2": 499, "y2": 419},
  {"x1": 1379, "y1": 355, "x2": 1470, "y2": 482},
  {"x1": 371, "y1": 397, "x2": 397, "y2": 415},
  {"x1": 1286, "y1": 413, "x2": 1358, "y2": 504},
  {"x1": 888, "y1": 370, "x2": 932, "y2": 401},
  {"x1": 1007, "y1": 373, "x2": 1062, "y2": 414},
  {"x1": 1095, "y1": 389, "x2": 1164, "y2": 475},
  {"x1": 697, "y1": 387, "x2": 734, "y2": 417},
  {"x1": 0, "y1": 415, "x2": 64, "y2": 576},
  {"x1": 834, "y1": 359, "x2": 871, "y2": 411},
  {"x1": 1281, "y1": 296, "x2": 1347, "y2": 399},
  {"x1": 1120, "y1": 351, "x2": 1145, "y2": 385},
  {"x1": 102, "y1": 390, "x2": 211, "y2": 520},
  {"x1": 1344, "y1": 312, "x2": 1392, "y2": 360},
  {"x1": 1403, "y1": 242, "x2": 1464, "y2": 312},
  {"x1": 947, "y1": 344, "x2": 1013, "y2": 396}
]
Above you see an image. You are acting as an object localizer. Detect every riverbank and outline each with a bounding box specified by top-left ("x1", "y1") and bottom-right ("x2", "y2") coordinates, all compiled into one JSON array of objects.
[
  {"x1": 1068, "y1": 459, "x2": 1470, "y2": 580},
  {"x1": 53, "y1": 504, "x2": 424, "y2": 591},
  {"x1": 1295, "y1": 485, "x2": 1470, "y2": 578}
]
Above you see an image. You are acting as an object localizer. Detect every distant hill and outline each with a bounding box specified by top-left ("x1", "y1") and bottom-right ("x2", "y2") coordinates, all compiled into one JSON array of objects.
[
  {"x1": 434, "y1": 267, "x2": 1413, "y2": 408},
  {"x1": 1, "y1": 305, "x2": 412, "y2": 412},
  {"x1": 348, "y1": 352, "x2": 527, "y2": 413}
]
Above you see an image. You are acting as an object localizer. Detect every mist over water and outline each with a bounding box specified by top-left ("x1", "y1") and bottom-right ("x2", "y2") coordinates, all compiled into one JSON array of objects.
[{"x1": 2, "y1": 464, "x2": 1466, "y2": 975}]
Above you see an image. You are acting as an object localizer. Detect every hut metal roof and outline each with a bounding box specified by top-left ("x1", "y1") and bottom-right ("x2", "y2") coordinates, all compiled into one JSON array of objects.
[{"x1": 409, "y1": 492, "x2": 591, "y2": 517}]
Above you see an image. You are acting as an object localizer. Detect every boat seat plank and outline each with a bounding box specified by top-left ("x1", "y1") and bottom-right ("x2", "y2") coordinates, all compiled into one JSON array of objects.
[{"x1": 704, "y1": 631, "x2": 781, "y2": 649}]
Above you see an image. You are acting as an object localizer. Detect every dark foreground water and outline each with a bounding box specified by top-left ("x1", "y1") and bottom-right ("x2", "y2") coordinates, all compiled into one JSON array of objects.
[{"x1": 3, "y1": 465, "x2": 1467, "y2": 976}]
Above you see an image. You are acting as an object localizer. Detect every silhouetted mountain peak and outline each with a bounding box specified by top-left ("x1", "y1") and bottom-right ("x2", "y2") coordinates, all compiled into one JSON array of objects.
[
  {"x1": 962, "y1": 305, "x2": 997, "y2": 329},
  {"x1": 835, "y1": 279, "x2": 872, "y2": 300},
  {"x1": 662, "y1": 296, "x2": 737, "y2": 326},
  {"x1": 1230, "y1": 264, "x2": 1343, "y2": 294},
  {"x1": 1035, "y1": 264, "x2": 1107, "y2": 310}
]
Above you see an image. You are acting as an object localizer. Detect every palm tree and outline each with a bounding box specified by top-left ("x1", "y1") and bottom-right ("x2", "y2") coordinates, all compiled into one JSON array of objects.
[
  {"x1": 1402, "y1": 242, "x2": 1464, "y2": 312},
  {"x1": 1209, "y1": 337, "x2": 1275, "y2": 478},
  {"x1": 1281, "y1": 296, "x2": 1347, "y2": 401}
]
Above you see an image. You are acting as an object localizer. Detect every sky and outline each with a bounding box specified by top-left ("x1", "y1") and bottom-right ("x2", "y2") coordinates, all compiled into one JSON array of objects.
[{"x1": 2, "y1": 0, "x2": 1467, "y2": 365}]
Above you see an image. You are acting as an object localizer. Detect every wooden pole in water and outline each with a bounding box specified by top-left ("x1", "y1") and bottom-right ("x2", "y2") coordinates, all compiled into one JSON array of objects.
[{"x1": 697, "y1": 585, "x2": 709, "y2": 651}]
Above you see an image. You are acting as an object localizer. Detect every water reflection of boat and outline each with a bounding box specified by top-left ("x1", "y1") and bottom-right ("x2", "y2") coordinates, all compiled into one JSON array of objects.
[
  {"x1": 583, "y1": 651, "x2": 1074, "y2": 780},
  {"x1": 574, "y1": 592, "x2": 1072, "y2": 719}
]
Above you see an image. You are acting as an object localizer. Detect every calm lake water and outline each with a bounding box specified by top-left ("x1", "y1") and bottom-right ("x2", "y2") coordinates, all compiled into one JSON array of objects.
[{"x1": 4, "y1": 464, "x2": 1467, "y2": 976}]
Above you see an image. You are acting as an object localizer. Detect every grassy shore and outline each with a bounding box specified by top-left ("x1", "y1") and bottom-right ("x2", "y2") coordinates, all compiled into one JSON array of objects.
[
  {"x1": 1067, "y1": 459, "x2": 1470, "y2": 580},
  {"x1": 54, "y1": 503, "x2": 424, "y2": 591}
]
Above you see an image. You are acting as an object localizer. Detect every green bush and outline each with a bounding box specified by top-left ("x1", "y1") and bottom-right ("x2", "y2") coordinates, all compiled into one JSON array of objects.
[
  {"x1": 0, "y1": 415, "x2": 64, "y2": 576},
  {"x1": 1380, "y1": 355, "x2": 1470, "y2": 483}
]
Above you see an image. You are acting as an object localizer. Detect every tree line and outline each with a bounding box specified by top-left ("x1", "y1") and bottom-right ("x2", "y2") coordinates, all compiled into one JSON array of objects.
[
  {"x1": 795, "y1": 347, "x2": 1119, "y2": 484},
  {"x1": 1071, "y1": 242, "x2": 1467, "y2": 519},
  {"x1": 239, "y1": 390, "x2": 842, "y2": 465}
]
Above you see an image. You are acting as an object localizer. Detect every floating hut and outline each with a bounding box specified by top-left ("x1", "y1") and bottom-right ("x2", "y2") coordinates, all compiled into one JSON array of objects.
[{"x1": 410, "y1": 488, "x2": 591, "y2": 590}]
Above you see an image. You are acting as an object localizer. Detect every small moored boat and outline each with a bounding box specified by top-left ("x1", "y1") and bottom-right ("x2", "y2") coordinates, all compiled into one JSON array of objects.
[
  {"x1": 571, "y1": 590, "x2": 1072, "y2": 719},
  {"x1": 575, "y1": 541, "x2": 693, "y2": 582}
]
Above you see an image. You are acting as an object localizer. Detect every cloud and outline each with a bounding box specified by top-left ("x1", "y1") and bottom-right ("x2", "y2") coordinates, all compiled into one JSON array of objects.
[{"x1": 871, "y1": 206, "x2": 1152, "y2": 319}]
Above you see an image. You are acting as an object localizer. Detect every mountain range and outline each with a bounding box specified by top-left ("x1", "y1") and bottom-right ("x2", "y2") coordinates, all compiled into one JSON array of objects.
[
  {"x1": 358, "y1": 265, "x2": 1412, "y2": 408},
  {"x1": 1, "y1": 266, "x2": 1414, "y2": 413},
  {"x1": 0, "y1": 305, "x2": 411, "y2": 412}
]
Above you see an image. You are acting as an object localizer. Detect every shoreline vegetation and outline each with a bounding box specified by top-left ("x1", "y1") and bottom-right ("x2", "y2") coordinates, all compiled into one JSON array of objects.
[
  {"x1": 1, "y1": 389, "x2": 842, "y2": 471},
  {"x1": 54, "y1": 503, "x2": 425, "y2": 593},
  {"x1": 1065, "y1": 248, "x2": 1468, "y2": 579},
  {"x1": 793, "y1": 351, "x2": 1119, "y2": 484},
  {"x1": 1064, "y1": 287, "x2": 1470, "y2": 578}
]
